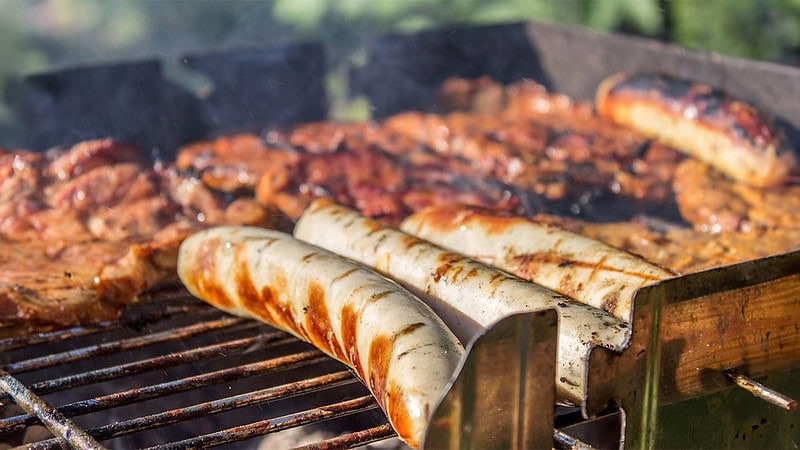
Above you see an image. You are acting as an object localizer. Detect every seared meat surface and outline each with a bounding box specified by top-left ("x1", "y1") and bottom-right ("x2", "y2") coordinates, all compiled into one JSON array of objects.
[
  {"x1": 3, "y1": 77, "x2": 799, "y2": 331},
  {"x1": 673, "y1": 159, "x2": 800, "y2": 232},
  {"x1": 0, "y1": 140, "x2": 274, "y2": 330},
  {"x1": 177, "y1": 78, "x2": 684, "y2": 224},
  {"x1": 557, "y1": 217, "x2": 800, "y2": 274}
]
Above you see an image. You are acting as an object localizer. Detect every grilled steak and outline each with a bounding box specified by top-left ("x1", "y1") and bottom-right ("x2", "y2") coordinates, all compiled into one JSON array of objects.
[
  {"x1": 0, "y1": 140, "x2": 274, "y2": 330},
  {"x1": 555, "y1": 216, "x2": 800, "y2": 274},
  {"x1": 177, "y1": 78, "x2": 684, "y2": 225},
  {"x1": 673, "y1": 159, "x2": 800, "y2": 232}
]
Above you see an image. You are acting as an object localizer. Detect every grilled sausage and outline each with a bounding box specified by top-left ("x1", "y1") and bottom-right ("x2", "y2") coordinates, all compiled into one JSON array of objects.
[
  {"x1": 177, "y1": 227, "x2": 463, "y2": 448},
  {"x1": 596, "y1": 72, "x2": 797, "y2": 187},
  {"x1": 401, "y1": 205, "x2": 675, "y2": 322},
  {"x1": 294, "y1": 199, "x2": 630, "y2": 406}
]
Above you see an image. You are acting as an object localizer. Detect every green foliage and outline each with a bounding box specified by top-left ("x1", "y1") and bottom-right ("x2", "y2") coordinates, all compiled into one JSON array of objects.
[
  {"x1": 1, "y1": 0, "x2": 800, "y2": 142},
  {"x1": 671, "y1": 0, "x2": 800, "y2": 60}
]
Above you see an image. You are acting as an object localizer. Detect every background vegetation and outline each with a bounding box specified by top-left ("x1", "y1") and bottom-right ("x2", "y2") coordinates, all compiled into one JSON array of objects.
[{"x1": 2, "y1": 0, "x2": 799, "y2": 143}]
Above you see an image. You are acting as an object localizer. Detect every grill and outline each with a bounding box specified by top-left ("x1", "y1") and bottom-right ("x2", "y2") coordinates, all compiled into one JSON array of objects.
[
  {"x1": 3, "y1": 20, "x2": 800, "y2": 450},
  {"x1": 0, "y1": 284, "x2": 398, "y2": 449}
]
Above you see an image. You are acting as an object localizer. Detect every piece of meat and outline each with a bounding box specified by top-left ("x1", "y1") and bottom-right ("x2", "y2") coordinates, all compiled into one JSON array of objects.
[
  {"x1": 0, "y1": 141, "x2": 277, "y2": 330},
  {"x1": 176, "y1": 134, "x2": 301, "y2": 192},
  {"x1": 177, "y1": 226, "x2": 463, "y2": 448},
  {"x1": 45, "y1": 139, "x2": 145, "y2": 181},
  {"x1": 401, "y1": 205, "x2": 675, "y2": 322},
  {"x1": 0, "y1": 238, "x2": 172, "y2": 328},
  {"x1": 596, "y1": 72, "x2": 797, "y2": 187},
  {"x1": 555, "y1": 217, "x2": 800, "y2": 274},
  {"x1": 673, "y1": 159, "x2": 800, "y2": 232},
  {"x1": 294, "y1": 199, "x2": 630, "y2": 407},
  {"x1": 47, "y1": 163, "x2": 158, "y2": 211}
]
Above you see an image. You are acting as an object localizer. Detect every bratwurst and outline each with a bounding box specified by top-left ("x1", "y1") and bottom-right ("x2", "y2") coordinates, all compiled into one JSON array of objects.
[
  {"x1": 596, "y1": 72, "x2": 797, "y2": 187},
  {"x1": 401, "y1": 205, "x2": 675, "y2": 322},
  {"x1": 294, "y1": 199, "x2": 629, "y2": 406},
  {"x1": 177, "y1": 227, "x2": 463, "y2": 448}
]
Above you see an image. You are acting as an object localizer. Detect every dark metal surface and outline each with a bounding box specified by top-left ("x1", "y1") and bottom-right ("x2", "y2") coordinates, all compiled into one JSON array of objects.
[
  {"x1": 0, "y1": 371, "x2": 103, "y2": 450},
  {"x1": 423, "y1": 310, "x2": 559, "y2": 450},
  {"x1": 297, "y1": 424, "x2": 397, "y2": 450},
  {"x1": 0, "y1": 291, "x2": 397, "y2": 450},
  {"x1": 5, "y1": 43, "x2": 327, "y2": 157}
]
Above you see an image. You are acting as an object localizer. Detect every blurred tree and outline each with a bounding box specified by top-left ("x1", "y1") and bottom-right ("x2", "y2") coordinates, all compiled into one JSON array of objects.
[{"x1": 2, "y1": 0, "x2": 800, "y2": 143}]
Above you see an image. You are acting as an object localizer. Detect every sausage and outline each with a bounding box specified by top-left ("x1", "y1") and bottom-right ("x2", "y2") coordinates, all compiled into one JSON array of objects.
[
  {"x1": 596, "y1": 72, "x2": 797, "y2": 187},
  {"x1": 177, "y1": 227, "x2": 463, "y2": 448},
  {"x1": 401, "y1": 205, "x2": 675, "y2": 322},
  {"x1": 294, "y1": 199, "x2": 630, "y2": 406}
]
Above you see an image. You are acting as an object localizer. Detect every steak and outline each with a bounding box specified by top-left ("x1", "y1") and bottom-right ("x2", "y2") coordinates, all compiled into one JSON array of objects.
[{"x1": 0, "y1": 140, "x2": 275, "y2": 331}]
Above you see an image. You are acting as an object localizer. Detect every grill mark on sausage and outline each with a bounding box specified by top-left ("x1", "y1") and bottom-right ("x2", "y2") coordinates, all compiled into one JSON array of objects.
[
  {"x1": 234, "y1": 245, "x2": 276, "y2": 322},
  {"x1": 372, "y1": 232, "x2": 390, "y2": 254},
  {"x1": 387, "y1": 380, "x2": 418, "y2": 448},
  {"x1": 268, "y1": 270, "x2": 305, "y2": 338},
  {"x1": 412, "y1": 205, "x2": 522, "y2": 235},
  {"x1": 601, "y1": 290, "x2": 621, "y2": 317},
  {"x1": 366, "y1": 290, "x2": 394, "y2": 305},
  {"x1": 395, "y1": 342, "x2": 436, "y2": 360},
  {"x1": 433, "y1": 252, "x2": 468, "y2": 282},
  {"x1": 191, "y1": 237, "x2": 234, "y2": 309},
  {"x1": 508, "y1": 252, "x2": 664, "y2": 281},
  {"x1": 340, "y1": 303, "x2": 363, "y2": 379},
  {"x1": 368, "y1": 334, "x2": 393, "y2": 411},
  {"x1": 402, "y1": 235, "x2": 425, "y2": 250},
  {"x1": 586, "y1": 255, "x2": 609, "y2": 284},
  {"x1": 303, "y1": 281, "x2": 346, "y2": 360},
  {"x1": 331, "y1": 268, "x2": 358, "y2": 283}
]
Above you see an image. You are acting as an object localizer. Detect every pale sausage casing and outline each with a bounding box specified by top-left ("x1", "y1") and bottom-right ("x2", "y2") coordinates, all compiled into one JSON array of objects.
[
  {"x1": 401, "y1": 205, "x2": 675, "y2": 322},
  {"x1": 177, "y1": 226, "x2": 463, "y2": 448},
  {"x1": 294, "y1": 199, "x2": 630, "y2": 406}
]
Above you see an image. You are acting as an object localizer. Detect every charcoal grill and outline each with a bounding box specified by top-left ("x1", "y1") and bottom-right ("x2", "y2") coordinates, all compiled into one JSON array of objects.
[
  {"x1": 2, "y1": 20, "x2": 800, "y2": 450},
  {"x1": 0, "y1": 283, "x2": 398, "y2": 449}
]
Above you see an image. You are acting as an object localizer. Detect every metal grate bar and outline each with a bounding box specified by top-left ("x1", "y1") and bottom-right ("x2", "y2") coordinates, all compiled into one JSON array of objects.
[
  {"x1": 0, "y1": 303, "x2": 210, "y2": 353},
  {"x1": 0, "y1": 372, "x2": 103, "y2": 450},
  {"x1": 22, "y1": 371, "x2": 359, "y2": 448},
  {"x1": 89, "y1": 371, "x2": 358, "y2": 440},
  {"x1": 0, "y1": 294, "x2": 396, "y2": 449},
  {"x1": 36, "y1": 348, "x2": 324, "y2": 418},
  {"x1": 27, "y1": 330, "x2": 283, "y2": 396},
  {"x1": 0, "y1": 321, "x2": 118, "y2": 353},
  {"x1": 144, "y1": 396, "x2": 379, "y2": 450},
  {"x1": 3, "y1": 315, "x2": 247, "y2": 374},
  {"x1": 0, "y1": 331, "x2": 288, "y2": 433},
  {"x1": 294, "y1": 424, "x2": 396, "y2": 450}
]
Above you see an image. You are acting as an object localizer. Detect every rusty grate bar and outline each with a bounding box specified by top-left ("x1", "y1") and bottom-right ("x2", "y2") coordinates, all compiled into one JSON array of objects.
[
  {"x1": 0, "y1": 372, "x2": 102, "y2": 450},
  {"x1": 296, "y1": 424, "x2": 397, "y2": 450},
  {"x1": 0, "y1": 303, "x2": 209, "y2": 353},
  {"x1": 0, "y1": 331, "x2": 290, "y2": 433},
  {"x1": 20, "y1": 330, "x2": 284, "y2": 397},
  {"x1": 2, "y1": 315, "x2": 247, "y2": 375},
  {"x1": 0, "y1": 294, "x2": 396, "y2": 450},
  {"x1": 0, "y1": 321, "x2": 118, "y2": 353},
  {"x1": 25, "y1": 371, "x2": 360, "y2": 447},
  {"x1": 2, "y1": 342, "x2": 320, "y2": 431},
  {"x1": 144, "y1": 396, "x2": 380, "y2": 450}
]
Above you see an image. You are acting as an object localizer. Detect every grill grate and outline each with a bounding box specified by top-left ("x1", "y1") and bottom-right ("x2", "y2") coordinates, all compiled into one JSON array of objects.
[{"x1": 0, "y1": 284, "x2": 398, "y2": 449}]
